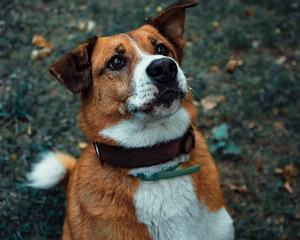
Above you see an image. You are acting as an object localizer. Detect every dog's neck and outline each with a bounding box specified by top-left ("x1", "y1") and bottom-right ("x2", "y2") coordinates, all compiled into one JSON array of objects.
[
  {"x1": 99, "y1": 108, "x2": 191, "y2": 148},
  {"x1": 95, "y1": 108, "x2": 193, "y2": 174}
]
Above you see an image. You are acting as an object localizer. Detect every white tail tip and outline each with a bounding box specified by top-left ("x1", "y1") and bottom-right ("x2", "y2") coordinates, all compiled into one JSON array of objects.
[{"x1": 27, "y1": 152, "x2": 66, "y2": 189}]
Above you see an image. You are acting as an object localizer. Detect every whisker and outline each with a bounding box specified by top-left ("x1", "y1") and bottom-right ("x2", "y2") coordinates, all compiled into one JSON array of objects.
[
  {"x1": 182, "y1": 64, "x2": 192, "y2": 75},
  {"x1": 189, "y1": 86, "x2": 201, "y2": 99}
]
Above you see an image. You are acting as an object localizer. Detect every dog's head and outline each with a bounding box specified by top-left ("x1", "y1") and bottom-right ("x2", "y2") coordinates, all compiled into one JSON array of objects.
[{"x1": 50, "y1": 0, "x2": 198, "y2": 143}]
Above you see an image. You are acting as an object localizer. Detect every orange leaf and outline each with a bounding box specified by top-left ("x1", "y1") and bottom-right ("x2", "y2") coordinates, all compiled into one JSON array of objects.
[
  {"x1": 31, "y1": 34, "x2": 54, "y2": 50},
  {"x1": 225, "y1": 60, "x2": 237, "y2": 75},
  {"x1": 245, "y1": 7, "x2": 255, "y2": 17}
]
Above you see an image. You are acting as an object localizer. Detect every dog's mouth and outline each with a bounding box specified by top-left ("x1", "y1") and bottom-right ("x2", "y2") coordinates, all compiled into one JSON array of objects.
[{"x1": 132, "y1": 89, "x2": 186, "y2": 115}]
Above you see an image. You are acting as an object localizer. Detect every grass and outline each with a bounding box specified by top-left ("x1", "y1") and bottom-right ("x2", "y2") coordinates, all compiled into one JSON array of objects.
[{"x1": 1, "y1": 0, "x2": 300, "y2": 239}]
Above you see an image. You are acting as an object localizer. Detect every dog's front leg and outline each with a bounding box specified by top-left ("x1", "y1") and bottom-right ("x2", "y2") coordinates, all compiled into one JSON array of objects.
[{"x1": 62, "y1": 219, "x2": 72, "y2": 240}]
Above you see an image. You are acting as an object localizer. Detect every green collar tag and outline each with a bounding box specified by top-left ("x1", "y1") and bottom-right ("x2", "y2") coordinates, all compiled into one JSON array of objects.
[{"x1": 139, "y1": 164, "x2": 200, "y2": 182}]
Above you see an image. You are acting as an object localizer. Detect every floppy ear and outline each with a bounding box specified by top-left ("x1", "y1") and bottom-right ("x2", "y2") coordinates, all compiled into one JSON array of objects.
[
  {"x1": 49, "y1": 37, "x2": 97, "y2": 94},
  {"x1": 148, "y1": 0, "x2": 198, "y2": 63}
]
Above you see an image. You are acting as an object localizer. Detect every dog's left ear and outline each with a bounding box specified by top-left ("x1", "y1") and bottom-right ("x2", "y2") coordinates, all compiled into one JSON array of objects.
[
  {"x1": 49, "y1": 37, "x2": 97, "y2": 94},
  {"x1": 148, "y1": 0, "x2": 198, "y2": 63}
]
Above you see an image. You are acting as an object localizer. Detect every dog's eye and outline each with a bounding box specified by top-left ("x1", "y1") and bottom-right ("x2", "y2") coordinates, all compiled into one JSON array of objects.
[
  {"x1": 109, "y1": 56, "x2": 125, "y2": 70},
  {"x1": 156, "y1": 44, "x2": 168, "y2": 55}
]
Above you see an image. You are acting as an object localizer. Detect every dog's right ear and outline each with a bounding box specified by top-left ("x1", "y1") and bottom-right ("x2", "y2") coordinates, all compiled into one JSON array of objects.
[{"x1": 49, "y1": 37, "x2": 97, "y2": 94}]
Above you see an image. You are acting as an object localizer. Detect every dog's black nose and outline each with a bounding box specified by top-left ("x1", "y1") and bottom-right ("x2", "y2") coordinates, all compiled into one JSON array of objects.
[{"x1": 146, "y1": 58, "x2": 178, "y2": 83}]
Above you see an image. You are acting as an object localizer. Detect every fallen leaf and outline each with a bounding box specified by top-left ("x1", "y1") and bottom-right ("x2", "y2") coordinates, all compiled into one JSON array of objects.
[
  {"x1": 273, "y1": 121, "x2": 289, "y2": 135},
  {"x1": 274, "y1": 28, "x2": 281, "y2": 34},
  {"x1": 79, "y1": 4, "x2": 87, "y2": 10},
  {"x1": 273, "y1": 215, "x2": 284, "y2": 225},
  {"x1": 31, "y1": 34, "x2": 54, "y2": 50},
  {"x1": 273, "y1": 107, "x2": 279, "y2": 115},
  {"x1": 156, "y1": 6, "x2": 162, "y2": 12},
  {"x1": 243, "y1": 120, "x2": 256, "y2": 129},
  {"x1": 252, "y1": 39, "x2": 260, "y2": 48},
  {"x1": 10, "y1": 154, "x2": 17, "y2": 161},
  {"x1": 144, "y1": 6, "x2": 150, "y2": 12},
  {"x1": 27, "y1": 125, "x2": 32, "y2": 136},
  {"x1": 274, "y1": 168, "x2": 284, "y2": 174},
  {"x1": 226, "y1": 60, "x2": 237, "y2": 75},
  {"x1": 87, "y1": 20, "x2": 96, "y2": 32},
  {"x1": 31, "y1": 34, "x2": 54, "y2": 60},
  {"x1": 294, "y1": 212, "x2": 300, "y2": 219},
  {"x1": 227, "y1": 182, "x2": 247, "y2": 193},
  {"x1": 284, "y1": 182, "x2": 293, "y2": 193},
  {"x1": 78, "y1": 21, "x2": 86, "y2": 31},
  {"x1": 245, "y1": 7, "x2": 255, "y2": 17},
  {"x1": 276, "y1": 56, "x2": 287, "y2": 65},
  {"x1": 209, "y1": 65, "x2": 219, "y2": 73},
  {"x1": 31, "y1": 47, "x2": 53, "y2": 60},
  {"x1": 200, "y1": 95, "x2": 225, "y2": 110},
  {"x1": 201, "y1": 97, "x2": 217, "y2": 110},
  {"x1": 283, "y1": 164, "x2": 298, "y2": 184},
  {"x1": 186, "y1": 40, "x2": 193, "y2": 48},
  {"x1": 78, "y1": 142, "x2": 88, "y2": 150},
  {"x1": 211, "y1": 21, "x2": 221, "y2": 29},
  {"x1": 237, "y1": 60, "x2": 243, "y2": 66}
]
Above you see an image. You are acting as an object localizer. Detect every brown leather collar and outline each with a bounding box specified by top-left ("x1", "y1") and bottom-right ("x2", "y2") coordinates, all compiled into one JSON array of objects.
[{"x1": 93, "y1": 126, "x2": 196, "y2": 168}]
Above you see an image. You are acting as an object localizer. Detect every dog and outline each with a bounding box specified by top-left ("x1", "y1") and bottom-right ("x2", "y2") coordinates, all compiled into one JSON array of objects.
[{"x1": 28, "y1": 1, "x2": 234, "y2": 239}]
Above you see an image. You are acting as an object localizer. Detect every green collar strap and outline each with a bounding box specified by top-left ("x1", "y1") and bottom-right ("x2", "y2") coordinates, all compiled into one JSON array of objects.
[{"x1": 138, "y1": 164, "x2": 200, "y2": 182}]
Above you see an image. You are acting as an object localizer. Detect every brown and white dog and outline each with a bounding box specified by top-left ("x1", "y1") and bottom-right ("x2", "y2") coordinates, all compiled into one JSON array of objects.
[{"x1": 28, "y1": 1, "x2": 234, "y2": 239}]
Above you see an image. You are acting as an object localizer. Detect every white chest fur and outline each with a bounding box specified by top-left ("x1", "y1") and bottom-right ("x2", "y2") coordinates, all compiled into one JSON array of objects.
[{"x1": 134, "y1": 175, "x2": 234, "y2": 240}]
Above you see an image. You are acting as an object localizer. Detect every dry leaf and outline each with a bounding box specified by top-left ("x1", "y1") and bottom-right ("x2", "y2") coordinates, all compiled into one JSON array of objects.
[
  {"x1": 243, "y1": 120, "x2": 256, "y2": 129},
  {"x1": 144, "y1": 6, "x2": 150, "y2": 12},
  {"x1": 274, "y1": 28, "x2": 281, "y2": 34},
  {"x1": 276, "y1": 56, "x2": 287, "y2": 65},
  {"x1": 79, "y1": 4, "x2": 87, "y2": 10},
  {"x1": 276, "y1": 164, "x2": 298, "y2": 193},
  {"x1": 283, "y1": 165, "x2": 298, "y2": 183},
  {"x1": 245, "y1": 7, "x2": 255, "y2": 17},
  {"x1": 237, "y1": 60, "x2": 244, "y2": 66},
  {"x1": 192, "y1": 100, "x2": 201, "y2": 106},
  {"x1": 273, "y1": 121, "x2": 289, "y2": 135},
  {"x1": 226, "y1": 60, "x2": 237, "y2": 75},
  {"x1": 201, "y1": 95, "x2": 225, "y2": 111},
  {"x1": 201, "y1": 97, "x2": 217, "y2": 110},
  {"x1": 274, "y1": 168, "x2": 284, "y2": 174},
  {"x1": 252, "y1": 39, "x2": 259, "y2": 48},
  {"x1": 156, "y1": 6, "x2": 162, "y2": 12},
  {"x1": 273, "y1": 215, "x2": 284, "y2": 225},
  {"x1": 27, "y1": 125, "x2": 32, "y2": 136},
  {"x1": 211, "y1": 21, "x2": 220, "y2": 29},
  {"x1": 87, "y1": 20, "x2": 96, "y2": 32},
  {"x1": 186, "y1": 40, "x2": 193, "y2": 48},
  {"x1": 10, "y1": 154, "x2": 17, "y2": 161},
  {"x1": 78, "y1": 21, "x2": 86, "y2": 31},
  {"x1": 209, "y1": 65, "x2": 219, "y2": 73},
  {"x1": 78, "y1": 142, "x2": 88, "y2": 150},
  {"x1": 294, "y1": 212, "x2": 300, "y2": 219},
  {"x1": 273, "y1": 107, "x2": 279, "y2": 115},
  {"x1": 31, "y1": 34, "x2": 54, "y2": 50},
  {"x1": 227, "y1": 182, "x2": 247, "y2": 193},
  {"x1": 31, "y1": 34, "x2": 54, "y2": 60},
  {"x1": 284, "y1": 182, "x2": 293, "y2": 193},
  {"x1": 31, "y1": 47, "x2": 53, "y2": 60}
]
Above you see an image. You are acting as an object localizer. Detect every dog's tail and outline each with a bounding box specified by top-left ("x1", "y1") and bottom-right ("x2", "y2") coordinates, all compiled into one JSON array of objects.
[{"x1": 27, "y1": 152, "x2": 76, "y2": 190}]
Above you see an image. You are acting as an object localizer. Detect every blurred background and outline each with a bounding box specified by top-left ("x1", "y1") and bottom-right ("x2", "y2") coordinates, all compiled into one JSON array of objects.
[{"x1": 1, "y1": 0, "x2": 299, "y2": 239}]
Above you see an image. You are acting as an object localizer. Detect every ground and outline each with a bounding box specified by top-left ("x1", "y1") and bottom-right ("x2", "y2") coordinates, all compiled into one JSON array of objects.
[{"x1": 0, "y1": 0, "x2": 300, "y2": 239}]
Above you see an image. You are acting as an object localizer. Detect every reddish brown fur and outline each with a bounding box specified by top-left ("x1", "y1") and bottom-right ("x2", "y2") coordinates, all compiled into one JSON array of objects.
[
  {"x1": 63, "y1": 145, "x2": 151, "y2": 240},
  {"x1": 48, "y1": 1, "x2": 228, "y2": 239}
]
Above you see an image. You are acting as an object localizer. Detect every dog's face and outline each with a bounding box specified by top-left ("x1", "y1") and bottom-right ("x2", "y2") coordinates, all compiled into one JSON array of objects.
[
  {"x1": 92, "y1": 26, "x2": 187, "y2": 119},
  {"x1": 50, "y1": 0, "x2": 198, "y2": 143}
]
